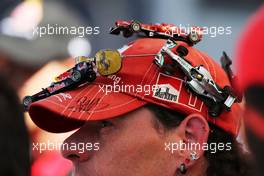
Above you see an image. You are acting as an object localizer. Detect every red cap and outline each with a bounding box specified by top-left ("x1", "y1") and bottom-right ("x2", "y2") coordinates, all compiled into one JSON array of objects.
[{"x1": 29, "y1": 38, "x2": 241, "y2": 136}]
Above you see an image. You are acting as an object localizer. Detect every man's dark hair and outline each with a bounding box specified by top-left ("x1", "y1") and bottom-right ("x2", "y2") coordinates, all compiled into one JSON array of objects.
[
  {"x1": 146, "y1": 104, "x2": 254, "y2": 176},
  {"x1": 0, "y1": 74, "x2": 30, "y2": 176}
]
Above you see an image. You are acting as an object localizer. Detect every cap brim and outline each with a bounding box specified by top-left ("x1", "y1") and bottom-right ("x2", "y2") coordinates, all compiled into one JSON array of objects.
[{"x1": 29, "y1": 83, "x2": 147, "y2": 133}]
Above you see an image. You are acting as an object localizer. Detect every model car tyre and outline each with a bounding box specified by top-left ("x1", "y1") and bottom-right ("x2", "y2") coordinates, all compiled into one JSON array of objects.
[
  {"x1": 71, "y1": 70, "x2": 82, "y2": 82},
  {"x1": 131, "y1": 22, "x2": 141, "y2": 32},
  {"x1": 189, "y1": 31, "x2": 199, "y2": 43},
  {"x1": 23, "y1": 96, "x2": 33, "y2": 108},
  {"x1": 86, "y1": 71, "x2": 97, "y2": 82},
  {"x1": 176, "y1": 45, "x2": 189, "y2": 57},
  {"x1": 162, "y1": 64, "x2": 175, "y2": 75},
  {"x1": 208, "y1": 103, "x2": 222, "y2": 117},
  {"x1": 109, "y1": 27, "x2": 121, "y2": 35},
  {"x1": 122, "y1": 29, "x2": 133, "y2": 38}
]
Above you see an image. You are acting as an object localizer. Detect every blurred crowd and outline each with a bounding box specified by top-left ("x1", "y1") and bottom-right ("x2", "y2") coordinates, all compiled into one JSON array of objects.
[{"x1": 0, "y1": 0, "x2": 263, "y2": 175}]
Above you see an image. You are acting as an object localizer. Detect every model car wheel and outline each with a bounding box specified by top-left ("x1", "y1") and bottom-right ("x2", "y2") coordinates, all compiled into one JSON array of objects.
[
  {"x1": 109, "y1": 27, "x2": 121, "y2": 35},
  {"x1": 122, "y1": 29, "x2": 133, "y2": 38},
  {"x1": 176, "y1": 45, "x2": 189, "y2": 57},
  {"x1": 131, "y1": 22, "x2": 141, "y2": 32},
  {"x1": 71, "y1": 70, "x2": 82, "y2": 82},
  {"x1": 86, "y1": 71, "x2": 97, "y2": 82},
  {"x1": 162, "y1": 64, "x2": 175, "y2": 75},
  {"x1": 23, "y1": 96, "x2": 33, "y2": 108},
  {"x1": 189, "y1": 31, "x2": 199, "y2": 43},
  {"x1": 208, "y1": 103, "x2": 222, "y2": 117}
]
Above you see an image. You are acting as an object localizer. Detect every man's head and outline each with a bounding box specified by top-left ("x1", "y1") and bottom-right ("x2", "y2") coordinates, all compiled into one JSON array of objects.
[
  {"x1": 27, "y1": 37, "x2": 245, "y2": 175},
  {"x1": 61, "y1": 105, "x2": 209, "y2": 176}
]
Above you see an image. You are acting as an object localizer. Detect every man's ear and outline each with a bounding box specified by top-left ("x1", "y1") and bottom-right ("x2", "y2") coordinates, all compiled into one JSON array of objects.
[{"x1": 177, "y1": 113, "x2": 209, "y2": 163}]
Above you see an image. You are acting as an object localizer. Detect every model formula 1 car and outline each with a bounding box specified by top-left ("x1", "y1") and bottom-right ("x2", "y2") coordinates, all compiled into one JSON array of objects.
[
  {"x1": 22, "y1": 57, "x2": 97, "y2": 110},
  {"x1": 23, "y1": 50, "x2": 123, "y2": 111},
  {"x1": 110, "y1": 20, "x2": 203, "y2": 45},
  {"x1": 154, "y1": 39, "x2": 240, "y2": 117}
]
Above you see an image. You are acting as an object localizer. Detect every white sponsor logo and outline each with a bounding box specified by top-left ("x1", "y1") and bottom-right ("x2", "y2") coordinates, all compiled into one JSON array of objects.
[
  {"x1": 153, "y1": 83, "x2": 179, "y2": 103},
  {"x1": 54, "y1": 93, "x2": 72, "y2": 102}
]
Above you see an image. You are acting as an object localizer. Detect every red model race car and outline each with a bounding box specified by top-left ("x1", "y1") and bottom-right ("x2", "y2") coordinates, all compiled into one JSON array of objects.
[{"x1": 109, "y1": 20, "x2": 203, "y2": 45}]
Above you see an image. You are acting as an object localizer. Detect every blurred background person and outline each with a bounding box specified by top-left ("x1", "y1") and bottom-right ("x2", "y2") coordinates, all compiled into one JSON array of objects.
[
  {"x1": 0, "y1": 0, "x2": 91, "y2": 175},
  {"x1": 0, "y1": 73, "x2": 30, "y2": 176},
  {"x1": 235, "y1": 4, "x2": 264, "y2": 176},
  {"x1": 0, "y1": 0, "x2": 86, "y2": 89}
]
